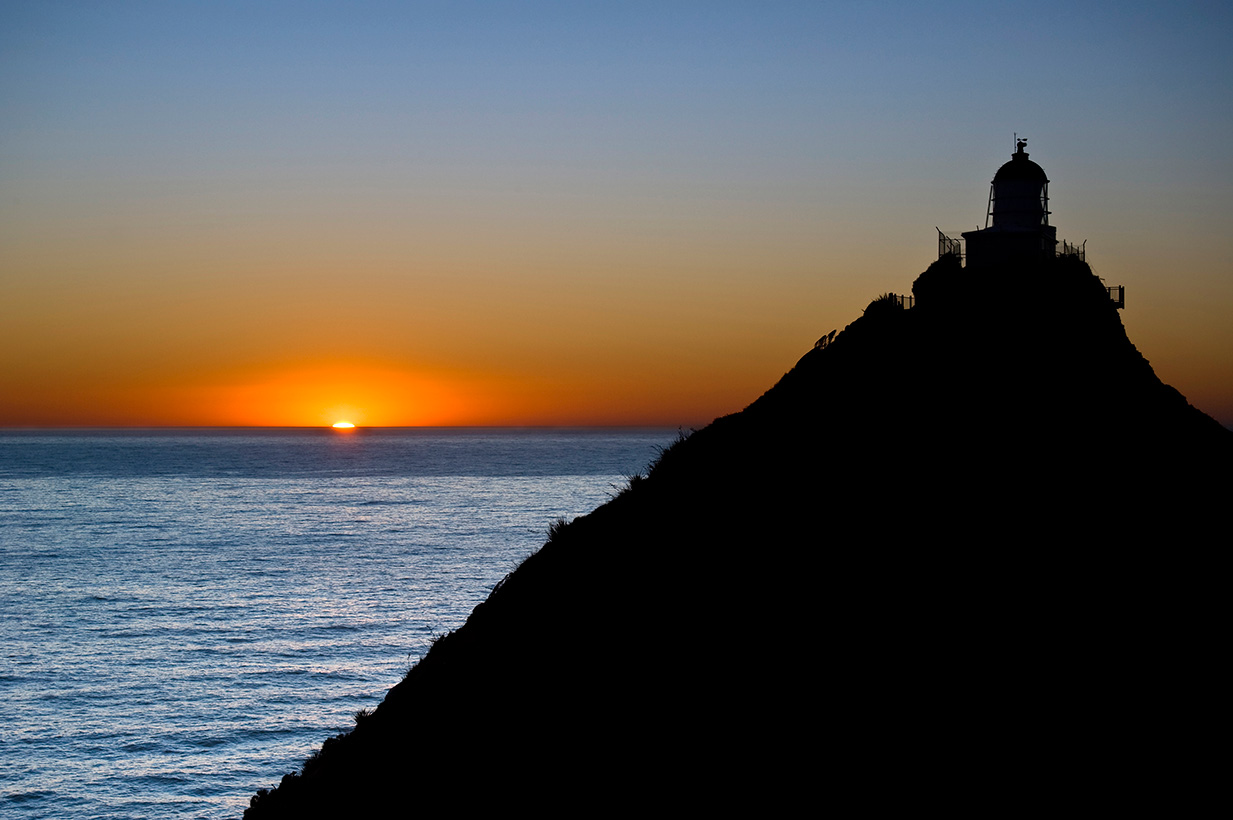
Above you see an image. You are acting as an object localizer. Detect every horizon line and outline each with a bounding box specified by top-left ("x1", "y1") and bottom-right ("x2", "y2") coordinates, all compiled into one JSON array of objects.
[{"x1": 0, "y1": 423, "x2": 691, "y2": 431}]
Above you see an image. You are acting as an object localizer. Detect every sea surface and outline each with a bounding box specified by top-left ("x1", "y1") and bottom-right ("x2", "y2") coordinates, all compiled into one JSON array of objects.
[{"x1": 0, "y1": 427, "x2": 675, "y2": 819}]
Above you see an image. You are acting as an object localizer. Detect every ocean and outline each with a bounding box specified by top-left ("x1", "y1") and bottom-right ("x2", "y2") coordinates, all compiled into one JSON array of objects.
[{"x1": 0, "y1": 427, "x2": 676, "y2": 819}]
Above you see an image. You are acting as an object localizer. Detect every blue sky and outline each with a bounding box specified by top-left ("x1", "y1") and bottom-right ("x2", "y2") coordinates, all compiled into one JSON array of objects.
[{"x1": 3, "y1": 1, "x2": 1232, "y2": 424}]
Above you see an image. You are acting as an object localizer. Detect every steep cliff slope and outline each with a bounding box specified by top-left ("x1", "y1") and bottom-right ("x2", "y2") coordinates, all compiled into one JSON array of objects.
[{"x1": 247, "y1": 256, "x2": 1229, "y2": 816}]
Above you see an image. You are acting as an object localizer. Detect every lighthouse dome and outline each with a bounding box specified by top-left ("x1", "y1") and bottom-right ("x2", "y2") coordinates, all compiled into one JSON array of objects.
[
  {"x1": 986, "y1": 139, "x2": 1050, "y2": 230},
  {"x1": 993, "y1": 142, "x2": 1048, "y2": 183}
]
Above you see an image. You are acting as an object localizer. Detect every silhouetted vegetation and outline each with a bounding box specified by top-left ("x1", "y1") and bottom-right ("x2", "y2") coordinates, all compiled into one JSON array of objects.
[
  {"x1": 247, "y1": 256, "x2": 1230, "y2": 817},
  {"x1": 862, "y1": 291, "x2": 902, "y2": 316}
]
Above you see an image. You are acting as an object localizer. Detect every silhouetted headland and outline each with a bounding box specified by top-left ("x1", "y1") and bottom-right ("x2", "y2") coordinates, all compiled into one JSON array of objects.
[
  {"x1": 245, "y1": 249, "x2": 1228, "y2": 816},
  {"x1": 246, "y1": 147, "x2": 1229, "y2": 814}
]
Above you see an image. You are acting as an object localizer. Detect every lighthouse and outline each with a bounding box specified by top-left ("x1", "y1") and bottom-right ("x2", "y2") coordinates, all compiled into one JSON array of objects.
[{"x1": 961, "y1": 138, "x2": 1058, "y2": 268}]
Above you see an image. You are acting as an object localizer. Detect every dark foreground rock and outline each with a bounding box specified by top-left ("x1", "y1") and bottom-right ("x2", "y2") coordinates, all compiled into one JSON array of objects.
[{"x1": 247, "y1": 256, "x2": 1229, "y2": 816}]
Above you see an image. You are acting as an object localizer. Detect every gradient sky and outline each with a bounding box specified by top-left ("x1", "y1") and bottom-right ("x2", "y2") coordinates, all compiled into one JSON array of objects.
[{"x1": 3, "y1": 1, "x2": 1231, "y2": 427}]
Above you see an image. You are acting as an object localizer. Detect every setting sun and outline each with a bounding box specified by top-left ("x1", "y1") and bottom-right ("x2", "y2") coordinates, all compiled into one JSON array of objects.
[{"x1": 331, "y1": 421, "x2": 355, "y2": 429}]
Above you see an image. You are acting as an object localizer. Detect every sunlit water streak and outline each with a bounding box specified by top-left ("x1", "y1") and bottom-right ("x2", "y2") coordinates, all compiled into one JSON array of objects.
[{"x1": 0, "y1": 428, "x2": 674, "y2": 819}]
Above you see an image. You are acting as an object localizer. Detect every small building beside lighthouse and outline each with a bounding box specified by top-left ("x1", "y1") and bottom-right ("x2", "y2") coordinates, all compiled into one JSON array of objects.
[{"x1": 961, "y1": 138, "x2": 1057, "y2": 268}]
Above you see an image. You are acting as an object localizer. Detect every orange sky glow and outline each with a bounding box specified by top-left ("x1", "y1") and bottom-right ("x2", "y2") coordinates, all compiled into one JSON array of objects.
[{"x1": 3, "y1": 4, "x2": 1231, "y2": 428}]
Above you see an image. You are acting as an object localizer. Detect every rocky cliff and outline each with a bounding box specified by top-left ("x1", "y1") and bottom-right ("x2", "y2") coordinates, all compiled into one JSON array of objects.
[{"x1": 247, "y1": 256, "x2": 1229, "y2": 816}]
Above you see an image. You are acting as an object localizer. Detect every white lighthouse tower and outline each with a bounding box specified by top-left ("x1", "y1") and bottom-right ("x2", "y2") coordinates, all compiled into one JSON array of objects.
[{"x1": 962, "y1": 138, "x2": 1057, "y2": 268}]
